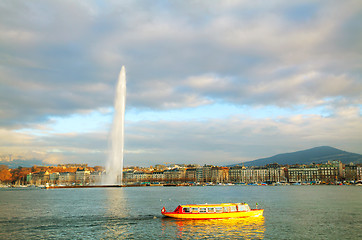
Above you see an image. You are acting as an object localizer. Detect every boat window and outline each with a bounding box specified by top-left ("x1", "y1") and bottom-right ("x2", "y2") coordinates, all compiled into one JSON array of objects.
[
  {"x1": 223, "y1": 207, "x2": 230, "y2": 212},
  {"x1": 238, "y1": 205, "x2": 250, "y2": 211},
  {"x1": 239, "y1": 205, "x2": 245, "y2": 211},
  {"x1": 215, "y1": 207, "x2": 223, "y2": 213},
  {"x1": 183, "y1": 207, "x2": 190, "y2": 213},
  {"x1": 199, "y1": 207, "x2": 206, "y2": 213},
  {"x1": 230, "y1": 206, "x2": 237, "y2": 212},
  {"x1": 207, "y1": 207, "x2": 215, "y2": 213},
  {"x1": 191, "y1": 207, "x2": 199, "y2": 213}
]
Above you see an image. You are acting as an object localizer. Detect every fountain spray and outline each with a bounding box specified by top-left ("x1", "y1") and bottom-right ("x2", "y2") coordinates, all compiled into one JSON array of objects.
[{"x1": 105, "y1": 66, "x2": 126, "y2": 185}]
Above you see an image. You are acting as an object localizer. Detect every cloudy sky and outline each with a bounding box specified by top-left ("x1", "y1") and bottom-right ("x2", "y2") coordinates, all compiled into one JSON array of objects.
[{"x1": 1, "y1": 0, "x2": 361, "y2": 167}]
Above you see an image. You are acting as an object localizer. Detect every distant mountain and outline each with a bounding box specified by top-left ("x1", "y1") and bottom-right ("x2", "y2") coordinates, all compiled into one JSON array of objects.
[
  {"x1": 0, "y1": 159, "x2": 46, "y2": 168},
  {"x1": 233, "y1": 146, "x2": 362, "y2": 167}
]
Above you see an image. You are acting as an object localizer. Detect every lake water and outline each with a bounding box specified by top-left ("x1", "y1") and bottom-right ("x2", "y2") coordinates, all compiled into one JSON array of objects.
[{"x1": 0, "y1": 186, "x2": 361, "y2": 239}]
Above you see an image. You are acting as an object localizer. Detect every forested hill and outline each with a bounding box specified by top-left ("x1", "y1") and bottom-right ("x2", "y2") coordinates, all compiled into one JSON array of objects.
[{"x1": 235, "y1": 146, "x2": 362, "y2": 167}]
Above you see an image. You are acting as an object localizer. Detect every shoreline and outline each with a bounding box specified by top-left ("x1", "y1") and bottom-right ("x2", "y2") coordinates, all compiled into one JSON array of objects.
[{"x1": 1, "y1": 182, "x2": 362, "y2": 189}]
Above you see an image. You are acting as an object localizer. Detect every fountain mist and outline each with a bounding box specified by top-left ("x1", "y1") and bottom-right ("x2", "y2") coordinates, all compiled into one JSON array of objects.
[{"x1": 104, "y1": 66, "x2": 126, "y2": 185}]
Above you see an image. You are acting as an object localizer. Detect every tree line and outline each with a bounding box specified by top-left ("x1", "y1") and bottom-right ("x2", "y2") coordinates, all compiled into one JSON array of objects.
[{"x1": 0, "y1": 165, "x2": 103, "y2": 185}]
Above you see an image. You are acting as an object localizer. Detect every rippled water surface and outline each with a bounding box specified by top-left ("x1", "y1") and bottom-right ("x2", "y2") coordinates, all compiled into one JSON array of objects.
[{"x1": 0, "y1": 186, "x2": 361, "y2": 239}]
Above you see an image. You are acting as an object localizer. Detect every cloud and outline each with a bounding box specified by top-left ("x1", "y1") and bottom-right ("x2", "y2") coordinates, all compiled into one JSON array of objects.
[
  {"x1": 0, "y1": 127, "x2": 108, "y2": 166},
  {"x1": 1, "y1": 104, "x2": 361, "y2": 167},
  {"x1": 0, "y1": 1, "x2": 361, "y2": 166},
  {"x1": 1, "y1": 1, "x2": 361, "y2": 116},
  {"x1": 123, "y1": 107, "x2": 362, "y2": 165}
]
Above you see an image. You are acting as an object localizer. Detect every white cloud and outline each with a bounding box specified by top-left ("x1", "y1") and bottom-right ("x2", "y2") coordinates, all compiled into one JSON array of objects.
[
  {"x1": 122, "y1": 109, "x2": 362, "y2": 165},
  {"x1": 0, "y1": 0, "x2": 361, "y2": 166},
  {"x1": 1, "y1": 105, "x2": 361, "y2": 166}
]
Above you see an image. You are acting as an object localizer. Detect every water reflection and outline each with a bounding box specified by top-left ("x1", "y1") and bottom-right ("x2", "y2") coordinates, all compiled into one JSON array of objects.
[
  {"x1": 103, "y1": 188, "x2": 131, "y2": 239},
  {"x1": 105, "y1": 188, "x2": 128, "y2": 218},
  {"x1": 162, "y1": 216, "x2": 265, "y2": 239}
]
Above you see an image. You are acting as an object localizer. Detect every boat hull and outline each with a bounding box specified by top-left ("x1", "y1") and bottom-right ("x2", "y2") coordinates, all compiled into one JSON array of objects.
[{"x1": 162, "y1": 209, "x2": 264, "y2": 219}]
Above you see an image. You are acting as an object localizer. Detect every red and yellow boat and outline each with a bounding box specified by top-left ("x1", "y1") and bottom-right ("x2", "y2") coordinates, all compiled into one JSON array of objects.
[{"x1": 161, "y1": 203, "x2": 263, "y2": 219}]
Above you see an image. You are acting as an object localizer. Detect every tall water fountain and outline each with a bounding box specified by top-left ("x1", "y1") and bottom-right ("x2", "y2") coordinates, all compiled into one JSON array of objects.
[{"x1": 104, "y1": 66, "x2": 126, "y2": 185}]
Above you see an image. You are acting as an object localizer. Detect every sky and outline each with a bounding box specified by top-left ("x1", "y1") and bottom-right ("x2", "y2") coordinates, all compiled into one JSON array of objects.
[{"x1": 1, "y1": 0, "x2": 361, "y2": 167}]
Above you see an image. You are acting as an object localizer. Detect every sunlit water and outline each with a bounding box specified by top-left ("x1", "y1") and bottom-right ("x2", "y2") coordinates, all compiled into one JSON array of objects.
[{"x1": 0, "y1": 186, "x2": 361, "y2": 239}]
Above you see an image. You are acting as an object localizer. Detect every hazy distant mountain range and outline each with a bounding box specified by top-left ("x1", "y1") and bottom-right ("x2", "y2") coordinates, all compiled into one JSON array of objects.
[
  {"x1": 0, "y1": 159, "x2": 46, "y2": 169},
  {"x1": 233, "y1": 146, "x2": 362, "y2": 167}
]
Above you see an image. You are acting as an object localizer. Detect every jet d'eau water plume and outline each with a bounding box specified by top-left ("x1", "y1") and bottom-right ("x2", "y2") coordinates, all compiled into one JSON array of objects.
[{"x1": 104, "y1": 66, "x2": 126, "y2": 185}]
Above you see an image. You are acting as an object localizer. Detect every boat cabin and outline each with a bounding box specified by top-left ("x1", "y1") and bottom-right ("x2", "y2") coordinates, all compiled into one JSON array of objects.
[{"x1": 173, "y1": 203, "x2": 251, "y2": 214}]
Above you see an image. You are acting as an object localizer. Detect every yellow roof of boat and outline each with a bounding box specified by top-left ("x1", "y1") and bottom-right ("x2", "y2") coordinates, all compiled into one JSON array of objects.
[{"x1": 180, "y1": 203, "x2": 247, "y2": 208}]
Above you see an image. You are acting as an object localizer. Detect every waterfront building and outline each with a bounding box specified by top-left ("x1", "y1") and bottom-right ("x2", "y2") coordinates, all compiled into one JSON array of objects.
[
  {"x1": 90, "y1": 171, "x2": 103, "y2": 184},
  {"x1": 123, "y1": 170, "x2": 135, "y2": 183},
  {"x1": 26, "y1": 173, "x2": 32, "y2": 184},
  {"x1": 320, "y1": 168, "x2": 337, "y2": 182},
  {"x1": 253, "y1": 167, "x2": 268, "y2": 183},
  {"x1": 196, "y1": 167, "x2": 204, "y2": 182},
  {"x1": 357, "y1": 164, "x2": 362, "y2": 181},
  {"x1": 163, "y1": 169, "x2": 172, "y2": 182},
  {"x1": 144, "y1": 172, "x2": 153, "y2": 182},
  {"x1": 41, "y1": 171, "x2": 50, "y2": 184},
  {"x1": 202, "y1": 165, "x2": 213, "y2": 182},
  {"x1": 27, "y1": 171, "x2": 50, "y2": 185},
  {"x1": 133, "y1": 171, "x2": 146, "y2": 182},
  {"x1": 152, "y1": 171, "x2": 164, "y2": 181},
  {"x1": 318, "y1": 164, "x2": 338, "y2": 183},
  {"x1": 49, "y1": 172, "x2": 60, "y2": 185},
  {"x1": 185, "y1": 168, "x2": 197, "y2": 182},
  {"x1": 229, "y1": 166, "x2": 245, "y2": 183},
  {"x1": 266, "y1": 164, "x2": 287, "y2": 183},
  {"x1": 58, "y1": 172, "x2": 76, "y2": 185},
  {"x1": 211, "y1": 167, "x2": 229, "y2": 183},
  {"x1": 19, "y1": 160, "x2": 362, "y2": 186},
  {"x1": 164, "y1": 168, "x2": 186, "y2": 183},
  {"x1": 242, "y1": 168, "x2": 255, "y2": 183},
  {"x1": 344, "y1": 164, "x2": 357, "y2": 181},
  {"x1": 287, "y1": 167, "x2": 318, "y2": 182},
  {"x1": 331, "y1": 160, "x2": 344, "y2": 179},
  {"x1": 75, "y1": 168, "x2": 90, "y2": 185},
  {"x1": 229, "y1": 166, "x2": 273, "y2": 183}
]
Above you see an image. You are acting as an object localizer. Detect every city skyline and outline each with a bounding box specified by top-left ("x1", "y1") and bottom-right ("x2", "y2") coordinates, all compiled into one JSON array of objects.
[
  {"x1": 3, "y1": 159, "x2": 361, "y2": 186},
  {"x1": 1, "y1": 1, "x2": 361, "y2": 167}
]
